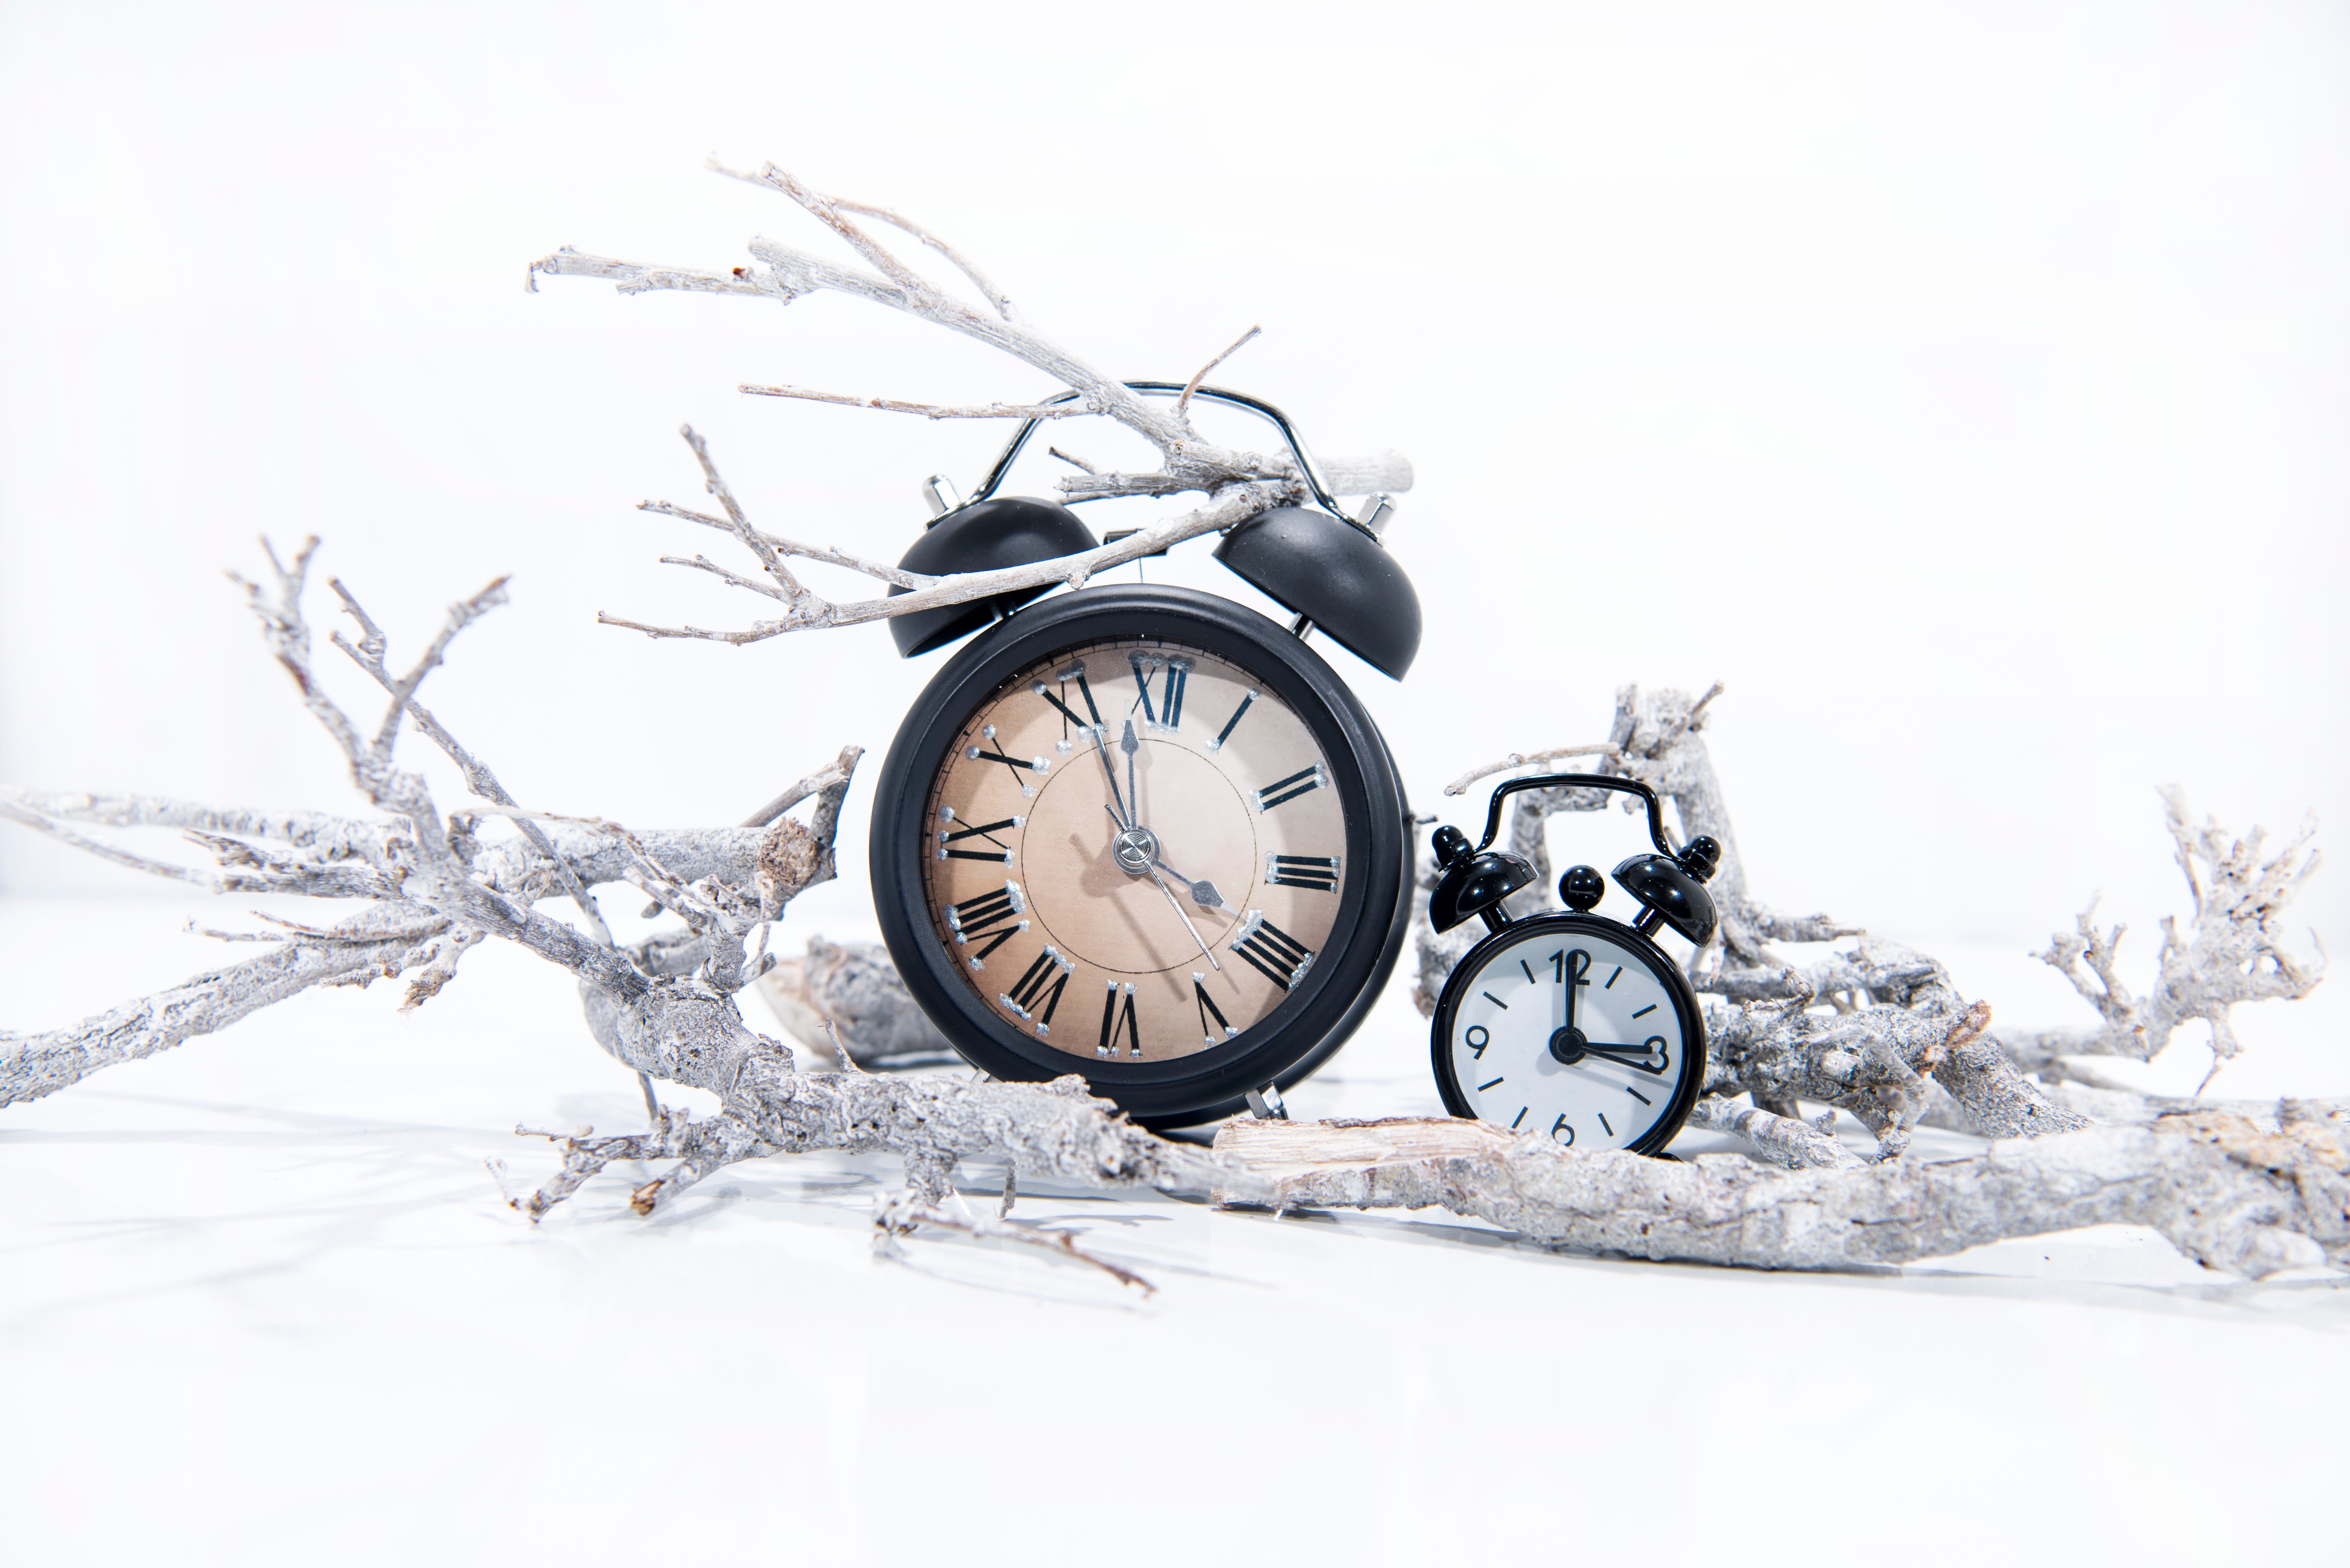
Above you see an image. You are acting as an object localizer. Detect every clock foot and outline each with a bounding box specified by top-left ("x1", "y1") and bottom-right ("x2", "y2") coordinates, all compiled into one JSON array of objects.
[{"x1": 1245, "y1": 1083, "x2": 1290, "y2": 1121}]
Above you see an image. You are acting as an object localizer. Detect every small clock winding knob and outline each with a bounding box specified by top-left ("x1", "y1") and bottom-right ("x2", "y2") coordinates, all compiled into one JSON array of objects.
[{"x1": 1558, "y1": 863, "x2": 1606, "y2": 913}]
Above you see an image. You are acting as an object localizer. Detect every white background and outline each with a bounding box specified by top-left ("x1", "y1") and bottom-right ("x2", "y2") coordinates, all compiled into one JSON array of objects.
[{"x1": 4, "y1": 4, "x2": 2346, "y2": 1562}]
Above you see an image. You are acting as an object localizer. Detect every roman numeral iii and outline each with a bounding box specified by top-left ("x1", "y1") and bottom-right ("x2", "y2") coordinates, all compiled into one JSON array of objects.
[
  {"x1": 1264, "y1": 853, "x2": 1339, "y2": 892},
  {"x1": 1229, "y1": 910, "x2": 1314, "y2": 990}
]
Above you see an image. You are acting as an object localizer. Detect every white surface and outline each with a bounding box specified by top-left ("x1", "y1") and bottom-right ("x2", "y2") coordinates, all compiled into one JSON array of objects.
[
  {"x1": 5, "y1": 893, "x2": 2348, "y2": 1564},
  {"x1": 4, "y1": 6, "x2": 2349, "y2": 1560}
]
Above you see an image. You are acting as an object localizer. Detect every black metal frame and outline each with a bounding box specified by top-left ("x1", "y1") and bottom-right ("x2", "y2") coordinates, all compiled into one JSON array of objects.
[
  {"x1": 1473, "y1": 772, "x2": 1679, "y2": 858},
  {"x1": 1427, "y1": 912, "x2": 1707, "y2": 1158},
  {"x1": 868, "y1": 584, "x2": 1412, "y2": 1128}
]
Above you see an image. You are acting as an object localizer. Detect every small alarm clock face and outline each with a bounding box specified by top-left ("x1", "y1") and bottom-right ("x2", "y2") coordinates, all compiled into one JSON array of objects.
[{"x1": 1433, "y1": 916, "x2": 1703, "y2": 1155}]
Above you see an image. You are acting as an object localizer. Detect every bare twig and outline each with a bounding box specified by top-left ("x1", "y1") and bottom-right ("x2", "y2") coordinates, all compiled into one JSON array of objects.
[
  {"x1": 739, "y1": 384, "x2": 1097, "y2": 421},
  {"x1": 1441, "y1": 743, "x2": 1623, "y2": 797},
  {"x1": 1177, "y1": 325, "x2": 1261, "y2": 420}
]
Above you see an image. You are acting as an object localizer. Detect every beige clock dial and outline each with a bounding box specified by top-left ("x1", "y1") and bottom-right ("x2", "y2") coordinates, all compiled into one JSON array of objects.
[{"x1": 918, "y1": 635, "x2": 1348, "y2": 1064}]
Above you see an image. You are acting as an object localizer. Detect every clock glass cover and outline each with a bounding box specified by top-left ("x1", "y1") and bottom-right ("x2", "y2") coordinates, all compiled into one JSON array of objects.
[{"x1": 919, "y1": 635, "x2": 1348, "y2": 1062}]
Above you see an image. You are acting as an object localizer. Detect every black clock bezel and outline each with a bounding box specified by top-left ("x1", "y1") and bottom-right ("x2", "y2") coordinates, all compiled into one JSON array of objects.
[
  {"x1": 1429, "y1": 912, "x2": 1707, "y2": 1157},
  {"x1": 871, "y1": 584, "x2": 1412, "y2": 1128}
]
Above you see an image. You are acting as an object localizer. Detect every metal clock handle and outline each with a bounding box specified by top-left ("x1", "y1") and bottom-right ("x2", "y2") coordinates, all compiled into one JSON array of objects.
[
  {"x1": 1473, "y1": 772, "x2": 1679, "y2": 859},
  {"x1": 963, "y1": 381, "x2": 1357, "y2": 525}
]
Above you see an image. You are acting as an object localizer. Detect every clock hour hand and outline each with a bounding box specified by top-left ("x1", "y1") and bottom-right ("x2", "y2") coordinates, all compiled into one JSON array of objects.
[
  {"x1": 1153, "y1": 857, "x2": 1226, "y2": 909},
  {"x1": 1146, "y1": 863, "x2": 1221, "y2": 970}
]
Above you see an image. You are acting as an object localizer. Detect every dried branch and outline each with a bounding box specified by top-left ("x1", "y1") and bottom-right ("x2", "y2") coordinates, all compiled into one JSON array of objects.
[
  {"x1": 4, "y1": 544, "x2": 1259, "y2": 1265},
  {"x1": 1684, "y1": 1096, "x2": 1865, "y2": 1170},
  {"x1": 1177, "y1": 325, "x2": 1261, "y2": 418},
  {"x1": 600, "y1": 470, "x2": 1285, "y2": 644},
  {"x1": 755, "y1": 935, "x2": 959, "y2": 1070},
  {"x1": 3, "y1": 903, "x2": 450, "y2": 1106},
  {"x1": 872, "y1": 1188, "x2": 1154, "y2": 1294},
  {"x1": 1417, "y1": 685, "x2": 2082, "y2": 1153},
  {"x1": 2000, "y1": 789, "x2": 2324, "y2": 1092},
  {"x1": 1442, "y1": 744, "x2": 1622, "y2": 797},
  {"x1": 739, "y1": 384, "x2": 1098, "y2": 422},
  {"x1": 1215, "y1": 1111, "x2": 2349, "y2": 1279}
]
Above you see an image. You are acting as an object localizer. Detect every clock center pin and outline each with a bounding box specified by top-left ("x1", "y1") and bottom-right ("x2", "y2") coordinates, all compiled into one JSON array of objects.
[{"x1": 1111, "y1": 824, "x2": 1160, "y2": 876}]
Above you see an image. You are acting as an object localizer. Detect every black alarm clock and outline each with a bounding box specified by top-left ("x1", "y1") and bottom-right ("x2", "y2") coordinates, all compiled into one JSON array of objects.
[
  {"x1": 1425, "y1": 773, "x2": 1721, "y2": 1155},
  {"x1": 869, "y1": 384, "x2": 1418, "y2": 1128}
]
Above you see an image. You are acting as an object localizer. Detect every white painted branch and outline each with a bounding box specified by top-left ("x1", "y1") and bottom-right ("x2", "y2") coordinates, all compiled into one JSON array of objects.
[
  {"x1": 601, "y1": 479, "x2": 1288, "y2": 644},
  {"x1": 755, "y1": 935, "x2": 959, "y2": 1070},
  {"x1": 1417, "y1": 687, "x2": 2081, "y2": 1153},
  {"x1": 1685, "y1": 1096, "x2": 1867, "y2": 1169},
  {"x1": 2028, "y1": 789, "x2": 2323, "y2": 1091},
  {"x1": 1441, "y1": 744, "x2": 1621, "y2": 798},
  {"x1": 739, "y1": 383, "x2": 1099, "y2": 421},
  {"x1": 1317, "y1": 450, "x2": 1415, "y2": 499},
  {"x1": 1, "y1": 904, "x2": 450, "y2": 1106},
  {"x1": 1214, "y1": 1113, "x2": 2349, "y2": 1278}
]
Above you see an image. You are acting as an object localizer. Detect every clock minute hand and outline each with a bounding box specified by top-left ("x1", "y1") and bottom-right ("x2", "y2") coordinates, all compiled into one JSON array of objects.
[
  {"x1": 1090, "y1": 723, "x2": 1132, "y2": 827},
  {"x1": 1580, "y1": 1041, "x2": 1671, "y2": 1076},
  {"x1": 1121, "y1": 719, "x2": 1142, "y2": 826}
]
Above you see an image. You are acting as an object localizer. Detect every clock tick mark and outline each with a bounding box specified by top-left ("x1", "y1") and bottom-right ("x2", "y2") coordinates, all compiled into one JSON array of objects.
[
  {"x1": 1605, "y1": 967, "x2": 1622, "y2": 989},
  {"x1": 1626, "y1": 1086, "x2": 1652, "y2": 1106},
  {"x1": 1631, "y1": 1003, "x2": 1657, "y2": 1018},
  {"x1": 1511, "y1": 1107, "x2": 1528, "y2": 1129},
  {"x1": 1481, "y1": 991, "x2": 1508, "y2": 1010}
]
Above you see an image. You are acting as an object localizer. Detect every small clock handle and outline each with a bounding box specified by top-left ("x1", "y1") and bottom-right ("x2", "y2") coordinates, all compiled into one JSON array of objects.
[{"x1": 1474, "y1": 773, "x2": 1678, "y2": 859}]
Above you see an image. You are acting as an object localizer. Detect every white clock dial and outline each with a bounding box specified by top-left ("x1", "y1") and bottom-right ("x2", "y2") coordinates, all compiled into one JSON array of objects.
[{"x1": 1443, "y1": 924, "x2": 1695, "y2": 1152}]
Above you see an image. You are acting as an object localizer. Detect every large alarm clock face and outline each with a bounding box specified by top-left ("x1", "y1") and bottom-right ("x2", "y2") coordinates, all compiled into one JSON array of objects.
[
  {"x1": 917, "y1": 635, "x2": 1350, "y2": 1063},
  {"x1": 1437, "y1": 920, "x2": 1700, "y2": 1153}
]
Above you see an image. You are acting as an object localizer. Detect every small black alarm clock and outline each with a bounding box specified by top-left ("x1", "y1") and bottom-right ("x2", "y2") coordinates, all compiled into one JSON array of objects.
[
  {"x1": 1425, "y1": 773, "x2": 1721, "y2": 1155},
  {"x1": 869, "y1": 384, "x2": 1419, "y2": 1128}
]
